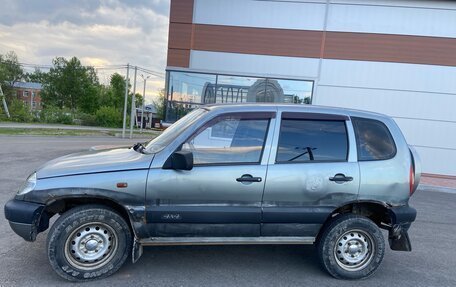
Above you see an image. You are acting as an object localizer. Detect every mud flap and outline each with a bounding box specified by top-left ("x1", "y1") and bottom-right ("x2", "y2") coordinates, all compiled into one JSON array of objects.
[
  {"x1": 132, "y1": 238, "x2": 143, "y2": 263},
  {"x1": 389, "y1": 227, "x2": 412, "y2": 251}
]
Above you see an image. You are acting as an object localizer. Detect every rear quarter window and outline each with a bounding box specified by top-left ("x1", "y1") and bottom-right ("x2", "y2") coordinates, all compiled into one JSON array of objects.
[{"x1": 352, "y1": 117, "x2": 396, "y2": 161}]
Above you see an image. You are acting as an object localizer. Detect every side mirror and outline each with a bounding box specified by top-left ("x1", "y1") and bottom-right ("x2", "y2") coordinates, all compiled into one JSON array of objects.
[{"x1": 163, "y1": 151, "x2": 193, "y2": 170}]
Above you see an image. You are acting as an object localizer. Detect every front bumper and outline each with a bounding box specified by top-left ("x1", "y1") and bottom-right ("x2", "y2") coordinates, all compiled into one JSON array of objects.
[
  {"x1": 4, "y1": 199, "x2": 47, "y2": 242},
  {"x1": 387, "y1": 205, "x2": 417, "y2": 251}
]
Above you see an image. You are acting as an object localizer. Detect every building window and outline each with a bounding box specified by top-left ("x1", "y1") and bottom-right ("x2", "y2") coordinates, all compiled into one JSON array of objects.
[
  {"x1": 166, "y1": 72, "x2": 216, "y2": 122},
  {"x1": 24, "y1": 91, "x2": 29, "y2": 97},
  {"x1": 32, "y1": 101, "x2": 37, "y2": 108},
  {"x1": 214, "y1": 75, "x2": 264, "y2": 104},
  {"x1": 274, "y1": 79, "x2": 312, "y2": 104},
  {"x1": 165, "y1": 71, "x2": 314, "y2": 122}
]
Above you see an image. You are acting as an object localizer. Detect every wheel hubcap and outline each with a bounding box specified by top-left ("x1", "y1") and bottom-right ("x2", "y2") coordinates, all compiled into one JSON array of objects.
[
  {"x1": 334, "y1": 229, "x2": 375, "y2": 271},
  {"x1": 64, "y1": 222, "x2": 118, "y2": 270}
]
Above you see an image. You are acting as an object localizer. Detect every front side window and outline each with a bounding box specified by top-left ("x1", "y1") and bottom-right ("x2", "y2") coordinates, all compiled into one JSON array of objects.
[
  {"x1": 146, "y1": 108, "x2": 208, "y2": 153},
  {"x1": 352, "y1": 117, "x2": 396, "y2": 161},
  {"x1": 181, "y1": 114, "x2": 271, "y2": 165},
  {"x1": 276, "y1": 119, "x2": 348, "y2": 163}
]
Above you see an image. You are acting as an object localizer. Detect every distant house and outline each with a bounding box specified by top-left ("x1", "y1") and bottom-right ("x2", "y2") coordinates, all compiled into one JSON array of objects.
[
  {"x1": 135, "y1": 104, "x2": 159, "y2": 128},
  {"x1": 13, "y1": 82, "x2": 43, "y2": 110}
]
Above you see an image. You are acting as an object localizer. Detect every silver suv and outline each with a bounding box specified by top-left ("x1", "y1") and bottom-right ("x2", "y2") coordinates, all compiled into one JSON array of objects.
[{"x1": 4, "y1": 104, "x2": 420, "y2": 281}]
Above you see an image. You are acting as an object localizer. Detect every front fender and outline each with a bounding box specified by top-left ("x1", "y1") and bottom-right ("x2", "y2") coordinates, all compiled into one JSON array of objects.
[{"x1": 16, "y1": 170, "x2": 149, "y2": 239}]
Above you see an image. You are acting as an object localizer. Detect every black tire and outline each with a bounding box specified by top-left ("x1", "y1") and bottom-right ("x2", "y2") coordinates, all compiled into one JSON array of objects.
[
  {"x1": 47, "y1": 205, "x2": 132, "y2": 282},
  {"x1": 317, "y1": 214, "x2": 385, "y2": 280}
]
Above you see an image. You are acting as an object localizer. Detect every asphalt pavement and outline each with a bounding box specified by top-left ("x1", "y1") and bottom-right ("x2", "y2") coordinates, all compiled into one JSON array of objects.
[{"x1": 0, "y1": 135, "x2": 455, "y2": 287}]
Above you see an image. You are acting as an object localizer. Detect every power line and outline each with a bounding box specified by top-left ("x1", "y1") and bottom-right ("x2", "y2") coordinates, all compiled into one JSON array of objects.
[
  {"x1": 11, "y1": 60, "x2": 165, "y2": 79},
  {"x1": 1, "y1": 59, "x2": 165, "y2": 86},
  {"x1": 136, "y1": 66, "x2": 165, "y2": 78}
]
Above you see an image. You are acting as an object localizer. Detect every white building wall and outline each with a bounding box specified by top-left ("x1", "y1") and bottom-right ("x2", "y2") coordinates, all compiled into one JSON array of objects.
[
  {"x1": 190, "y1": 51, "x2": 320, "y2": 80},
  {"x1": 317, "y1": 60, "x2": 456, "y2": 95},
  {"x1": 189, "y1": 0, "x2": 456, "y2": 176},
  {"x1": 194, "y1": 0, "x2": 327, "y2": 31},
  {"x1": 328, "y1": 1, "x2": 456, "y2": 37}
]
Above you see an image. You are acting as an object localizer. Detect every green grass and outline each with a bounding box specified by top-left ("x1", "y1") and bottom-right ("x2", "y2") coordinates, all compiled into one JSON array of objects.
[{"x1": 0, "y1": 128, "x2": 161, "y2": 138}]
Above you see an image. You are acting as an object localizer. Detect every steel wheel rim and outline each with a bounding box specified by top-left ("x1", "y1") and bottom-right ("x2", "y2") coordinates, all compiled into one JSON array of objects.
[
  {"x1": 64, "y1": 222, "x2": 118, "y2": 270},
  {"x1": 333, "y1": 229, "x2": 375, "y2": 271}
]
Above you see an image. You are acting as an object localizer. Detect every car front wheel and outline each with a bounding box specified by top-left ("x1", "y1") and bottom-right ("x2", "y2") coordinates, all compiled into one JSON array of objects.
[
  {"x1": 317, "y1": 214, "x2": 385, "y2": 279},
  {"x1": 47, "y1": 205, "x2": 132, "y2": 281}
]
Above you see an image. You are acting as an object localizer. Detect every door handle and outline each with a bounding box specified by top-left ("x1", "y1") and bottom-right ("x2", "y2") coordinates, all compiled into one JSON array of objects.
[
  {"x1": 236, "y1": 174, "x2": 262, "y2": 183},
  {"x1": 329, "y1": 173, "x2": 353, "y2": 183}
]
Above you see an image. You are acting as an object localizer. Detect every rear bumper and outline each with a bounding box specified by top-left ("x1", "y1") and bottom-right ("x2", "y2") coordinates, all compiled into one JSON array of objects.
[
  {"x1": 388, "y1": 205, "x2": 417, "y2": 225},
  {"x1": 387, "y1": 205, "x2": 417, "y2": 251},
  {"x1": 4, "y1": 199, "x2": 47, "y2": 242}
]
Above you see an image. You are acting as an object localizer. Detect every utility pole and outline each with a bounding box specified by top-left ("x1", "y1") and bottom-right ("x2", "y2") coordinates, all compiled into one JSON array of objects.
[
  {"x1": 140, "y1": 74, "x2": 150, "y2": 133},
  {"x1": 0, "y1": 84, "x2": 10, "y2": 118},
  {"x1": 122, "y1": 64, "x2": 130, "y2": 138},
  {"x1": 129, "y1": 66, "x2": 138, "y2": 139}
]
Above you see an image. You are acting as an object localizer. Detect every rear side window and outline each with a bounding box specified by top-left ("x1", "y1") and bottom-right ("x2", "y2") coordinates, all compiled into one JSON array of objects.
[
  {"x1": 352, "y1": 117, "x2": 396, "y2": 161},
  {"x1": 276, "y1": 119, "x2": 348, "y2": 163}
]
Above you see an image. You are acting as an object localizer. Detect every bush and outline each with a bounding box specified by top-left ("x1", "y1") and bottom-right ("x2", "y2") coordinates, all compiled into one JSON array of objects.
[
  {"x1": 9, "y1": 99, "x2": 33, "y2": 122},
  {"x1": 95, "y1": 106, "x2": 122, "y2": 128},
  {"x1": 75, "y1": 112, "x2": 97, "y2": 126},
  {"x1": 0, "y1": 104, "x2": 9, "y2": 121},
  {"x1": 40, "y1": 106, "x2": 73, "y2": 125}
]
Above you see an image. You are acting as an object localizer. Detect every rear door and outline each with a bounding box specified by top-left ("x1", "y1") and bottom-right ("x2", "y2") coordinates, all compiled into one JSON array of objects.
[{"x1": 261, "y1": 111, "x2": 359, "y2": 237}]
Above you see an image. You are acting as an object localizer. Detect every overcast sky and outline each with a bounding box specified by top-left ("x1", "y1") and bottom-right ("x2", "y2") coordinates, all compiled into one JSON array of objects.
[{"x1": 0, "y1": 0, "x2": 170, "y2": 101}]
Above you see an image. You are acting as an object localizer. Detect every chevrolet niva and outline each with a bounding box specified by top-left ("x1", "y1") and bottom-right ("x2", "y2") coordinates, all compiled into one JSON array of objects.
[{"x1": 4, "y1": 104, "x2": 420, "y2": 281}]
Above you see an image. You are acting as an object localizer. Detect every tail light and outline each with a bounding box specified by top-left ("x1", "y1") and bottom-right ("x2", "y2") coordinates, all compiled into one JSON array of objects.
[{"x1": 409, "y1": 164, "x2": 415, "y2": 195}]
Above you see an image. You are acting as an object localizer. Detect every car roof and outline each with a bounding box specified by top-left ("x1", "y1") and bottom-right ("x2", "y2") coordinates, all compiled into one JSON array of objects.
[{"x1": 203, "y1": 103, "x2": 389, "y2": 120}]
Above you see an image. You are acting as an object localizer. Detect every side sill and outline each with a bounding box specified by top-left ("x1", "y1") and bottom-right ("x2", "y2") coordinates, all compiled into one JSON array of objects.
[{"x1": 139, "y1": 236, "x2": 315, "y2": 246}]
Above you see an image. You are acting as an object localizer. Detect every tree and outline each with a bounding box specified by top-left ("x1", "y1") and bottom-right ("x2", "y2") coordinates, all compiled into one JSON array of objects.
[
  {"x1": 0, "y1": 51, "x2": 23, "y2": 85},
  {"x1": 109, "y1": 73, "x2": 126, "y2": 109},
  {"x1": 0, "y1": 51, "x2": 24, "y2": 101},
  {"x1": 25, "y1": 68, "x2": 48, "y2": 84},
  {"x1": 134, "y1": 93, "x2": 143, "y2": 107},
  {"x1": 153, "y1": 89, "x2": 166, "y2": 120},
  {"x1": 292, "y1": 95, "x2": 303, "y2": 104},
  {"x1": 41, "y1": 57, "x2": 100, "y2": 113}
]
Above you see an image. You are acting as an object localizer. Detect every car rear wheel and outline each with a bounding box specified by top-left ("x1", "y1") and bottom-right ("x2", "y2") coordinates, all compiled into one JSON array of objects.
[
  {"x1": 317, "y1": 214, "x2": 385, "y2": 279},
  {"x1": 47, "y1": 205, "x2": 132, "y2": 281}
]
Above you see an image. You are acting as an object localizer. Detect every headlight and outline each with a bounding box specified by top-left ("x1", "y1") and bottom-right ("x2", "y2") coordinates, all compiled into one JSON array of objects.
[{"x1": 17, "y1": 172, "x2": 37, "y2": 195}]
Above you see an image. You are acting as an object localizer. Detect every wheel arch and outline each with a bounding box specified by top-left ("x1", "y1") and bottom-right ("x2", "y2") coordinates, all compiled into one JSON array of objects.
[
  {"x1": 43, "y1": 194, "x2": 142, "y2": 238},
  {"x1": 317, "y1": 200, "x2": 391, "y2": 242}
]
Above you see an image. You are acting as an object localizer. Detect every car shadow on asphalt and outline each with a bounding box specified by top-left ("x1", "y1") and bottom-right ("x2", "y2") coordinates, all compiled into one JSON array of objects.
[{"x1": 118, "y1": 244, "x2": 327, "y2": 282}]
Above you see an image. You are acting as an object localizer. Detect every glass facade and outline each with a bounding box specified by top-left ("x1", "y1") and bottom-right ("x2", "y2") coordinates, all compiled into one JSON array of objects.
[{"x1": 165, "y1": 71, "x2": 313, "y2": 122}]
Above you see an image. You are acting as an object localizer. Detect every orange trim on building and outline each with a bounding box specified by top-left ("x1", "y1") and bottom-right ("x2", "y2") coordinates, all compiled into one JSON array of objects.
[{"x1": 167, "y1": 22, "x2": 456, "y2": 68}]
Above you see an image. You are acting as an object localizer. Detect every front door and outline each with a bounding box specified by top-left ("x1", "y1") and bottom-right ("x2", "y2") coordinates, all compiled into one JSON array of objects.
[
  {"x1": 262, "y1": 112, "x2": 360, "y2": 237},
  {"x1": 145, "y1": 112, "x2": 275, "y2": 237}
]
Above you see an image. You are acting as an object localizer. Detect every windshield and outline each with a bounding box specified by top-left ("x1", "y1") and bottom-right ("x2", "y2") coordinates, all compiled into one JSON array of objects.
[{"x1": 145, "y1": 108, "x2": 208, "y2": 153}]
